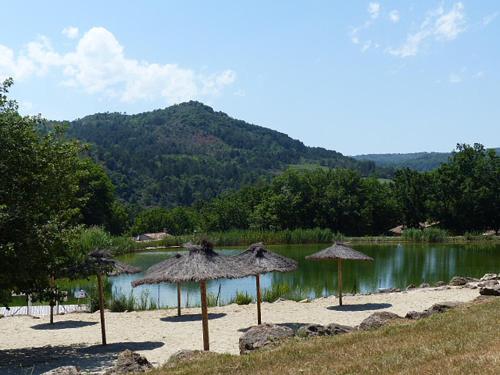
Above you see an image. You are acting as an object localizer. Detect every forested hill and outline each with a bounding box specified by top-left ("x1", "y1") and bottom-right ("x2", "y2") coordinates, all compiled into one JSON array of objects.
[
  {"x1": 354, "y1": 148, "x2": 500, "y2": 171},
  {"x1": 63, "y1": 101, "x2": 378, "y2": 207}
]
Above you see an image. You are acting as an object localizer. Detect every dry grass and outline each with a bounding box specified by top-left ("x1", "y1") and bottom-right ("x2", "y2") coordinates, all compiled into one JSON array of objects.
[{"x1": 152, "y1": 298, "x2": 500, "y2": 375}]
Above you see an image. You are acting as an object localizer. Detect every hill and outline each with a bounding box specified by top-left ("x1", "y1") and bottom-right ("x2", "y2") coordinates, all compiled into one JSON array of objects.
[
  {"x1": 354, "y1": 148, "x2": 500, "y2": 171},
  {"x1": 63, "y1": 102, "x2": 378, "y2": 207}
]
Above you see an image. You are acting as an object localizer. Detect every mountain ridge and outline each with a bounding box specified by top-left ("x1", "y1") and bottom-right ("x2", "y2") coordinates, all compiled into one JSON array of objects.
[{"x1": 62, "y1": 101, "x2": 379, "y2": 207}]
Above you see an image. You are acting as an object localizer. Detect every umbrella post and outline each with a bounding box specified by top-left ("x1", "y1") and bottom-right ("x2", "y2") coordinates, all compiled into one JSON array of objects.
[
  {"x1": 97, "y1": 272, "x2": 107, "y2": 345},
  {"x1": 177, "y1": 282, "x2": 181, "y2": 316},
  {"x1": 200, "y1": 280, "x2": 209, "y2": 351},
  {"x1": 256, "y1": 274, "x2": 262, "y2": 325},
  {"x1": 338, "y1": 259, "x2": 343, "y2": 306}
]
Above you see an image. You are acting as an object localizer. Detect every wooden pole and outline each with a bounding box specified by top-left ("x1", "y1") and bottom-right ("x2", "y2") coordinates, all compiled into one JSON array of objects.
[
  {"x1": 49, "y1": 275, "x2": 55, "y2": 324},
  {"x1": 338, "y1": 259, "x2": 343, "y2": 306},
  {"x1": 256, "y1": 274, "x2": 262, "y2": 325},
  {"x1": 177, "y1": 283, "x2": 182, "y2": 316},
  {"x1": 200, "y1": 280, "x2": 209, "y2": 351},
  {"x1": 97, "y1": 273, "x2": 107, "y2": 345}
]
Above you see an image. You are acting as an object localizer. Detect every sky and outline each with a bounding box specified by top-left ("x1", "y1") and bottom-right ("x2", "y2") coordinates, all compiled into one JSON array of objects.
[{"x1": 1, "y1": 1, "x2": 499, "y2": 155}]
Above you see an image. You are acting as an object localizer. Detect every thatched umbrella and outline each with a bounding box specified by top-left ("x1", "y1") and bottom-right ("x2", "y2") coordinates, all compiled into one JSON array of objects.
[
  {"x1": 235, "y1": 242, "x2": 297, "y2": 324},
  {"x1": 131, "y1": 241, "x2": 248, "y2": 351},
  {"x1": 305, "y1": 242, "x2": 373, "y2": 306},
  {"x1": 140, "y1": 253, "x2": 184, "y2": 317},
  {"x1": 70, "y1": 249, "x2": 141, "y2": 345}
]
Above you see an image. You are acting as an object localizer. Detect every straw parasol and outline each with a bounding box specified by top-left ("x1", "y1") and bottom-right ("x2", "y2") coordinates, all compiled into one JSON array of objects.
[
  {"x1": 131, "y1": 240, "x2": 248, "y2": 351},
  {"x1": 69, "y1": 249, "x2": 141, "y2": 345},
  {"x1": 305, "y1": 242, "x2": 373, "y2": 306},
  {"x1": 140, "y1": 253, "x2": 184, "y2": 317},
  {"x1": 235, "y1": 242, "x2": 297, "y2": 324}
]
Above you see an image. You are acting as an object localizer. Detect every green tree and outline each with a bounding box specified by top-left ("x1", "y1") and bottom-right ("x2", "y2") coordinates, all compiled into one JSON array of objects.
[
  {"x1": 393, "y1": 168, "x2": 431, "y2": 228},
  {"x1": 431, "y1": 143, "x2": 499, "y2": 233},
  {"x1": 0, "y1": 79, "x2": 84, "y2": 305}
]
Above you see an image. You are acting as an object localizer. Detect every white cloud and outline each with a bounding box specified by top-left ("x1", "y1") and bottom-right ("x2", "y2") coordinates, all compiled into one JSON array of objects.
[
  {"x1": 449, "y1": 73, "x2": 462, "y2": 83},
  {"x1": 482, "y1": 12, "x2": 499, "y2": 26},
  {"x1": 389, "y1": 10, "x2": 400, "y2": 23},
  {"x1": 388, "y1": 2, "x2": 466, "y2": 58},
  {"x1": 0, "y1": 27, "x2": 236, "y2": 104},
  {"x1": 368, "y1": 3, "x2": 381, "y2": 19},
  {"x1": 62, "y1": 26, "x2": 79, "y2": 39},
  {"x1": 473, "y1": 71, "x2": 484, "y2": 79}
]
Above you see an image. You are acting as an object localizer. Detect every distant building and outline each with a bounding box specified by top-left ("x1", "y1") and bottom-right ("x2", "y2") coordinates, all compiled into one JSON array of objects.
[
  {"x1": 134, "y1": 230, "x2": 169, "y2": 242},
  {"x1": 388, "y1": 221, "x2": 440, "y2": 236}
]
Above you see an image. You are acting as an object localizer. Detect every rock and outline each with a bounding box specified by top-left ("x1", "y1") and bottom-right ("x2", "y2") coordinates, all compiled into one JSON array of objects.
[
  {"x1": 479, "y1": 285, "x2": 500, "y2": 296},
  {"x1": 296, "y1": 323, "x2": 354, "y2": 338},
  {"x1": 298, "y1": 298, "x2": 311, "y2": 303},
  {"x1": 325, "y1": 323, "x2": 354, "y2": 335},
  {"x1": 405, "y1": 301, "x2": 462, "y2": 320},
  {"x1": 104, "y1": 350, "x2": 152, "y2": 374},
  {"x1": 480, "y1": 273, "x2": 499, "y2": 281},
  {"x1": 434, "y1": 281, "x2": 446, "y2": 287},
  {"x1": 275, "y1": 297, "x2": 287, "y2": 303},
  {"x1": 296, "y1": 324, "x2": 330, "y2": 337},
  {"x1": 472, "y1": 295, "x2": 496, "y2": 304},
  {"x1": 449, "y1": 276, "x2": 477, "y2": 286},
  {"x1": 41, "y1": 366, "x2": 81, "y2": 375},
  {"x1": 0, "y1": 314, "x2": 3, "y2": 319},
  {"x1": 169, "y1": 349, "x2": 204, "y2": 363},
  {"x1": 239, "y1": 324, "x2": 294, "y2": 354},
  {"x1": 478, "y1": 280, "x2": 499, "y2": 288},
  {"x1": 406, "y1": 284, "x2": 416, "y2": 290},
  {"x1": 419, "y1": 283, "x2": 430, "y2": 288},
  {"x1": 358, "y1": 311, "x2": 401, "y2": 330}
]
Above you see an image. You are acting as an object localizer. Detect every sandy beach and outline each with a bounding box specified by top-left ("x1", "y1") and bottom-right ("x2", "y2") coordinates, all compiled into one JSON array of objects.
[{"x1": 0, "y1": 286, "x2": 479, "y2": 374}]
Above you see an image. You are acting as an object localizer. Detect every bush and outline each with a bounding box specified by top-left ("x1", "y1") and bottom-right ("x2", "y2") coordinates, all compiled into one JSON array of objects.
[
  {"x1": 262, "y1": 283, "x2": 290, "y2": 303},
  {"x1": 232, "y1": 291, "x2": 253, "y2": 305},
  {"x1": 402, "y1": 228, "x2": 447, "y2": 242}
]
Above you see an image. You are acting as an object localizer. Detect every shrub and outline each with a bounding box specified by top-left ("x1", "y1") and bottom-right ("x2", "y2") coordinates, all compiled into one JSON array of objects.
[{"x1": 233, "y1": 291, "x2": 253, "y2": 305}]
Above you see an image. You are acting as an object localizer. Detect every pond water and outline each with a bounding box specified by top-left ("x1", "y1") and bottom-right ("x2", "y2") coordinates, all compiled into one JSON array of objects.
[{"x1": 106, "y1": 243, "x2": 500, "y2": 308}]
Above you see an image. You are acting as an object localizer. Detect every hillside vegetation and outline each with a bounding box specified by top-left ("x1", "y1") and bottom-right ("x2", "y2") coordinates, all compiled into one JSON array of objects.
[
  {"x1": 63, "y1": 102, "x2": 379, "y2": 207},
  {"x1": 354, "y1": 148, "x2": 500, "y2": 171}
]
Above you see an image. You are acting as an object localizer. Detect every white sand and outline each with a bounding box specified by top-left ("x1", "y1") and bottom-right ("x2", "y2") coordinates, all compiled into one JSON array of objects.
[{"x1": 0, "y1": 287, "x2": 479, "y2": 374}]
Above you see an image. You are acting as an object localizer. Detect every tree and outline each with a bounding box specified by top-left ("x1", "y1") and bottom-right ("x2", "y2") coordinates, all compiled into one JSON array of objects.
[
  {"x1": 0, "y1": 79, "x2": 85, "y2": 306},
  {"x1": 430, "y1": 143, "x2": 499, "y2": 233},
  {"x1": 393, "y1": 168, "x2": 432, "y2": 228}
]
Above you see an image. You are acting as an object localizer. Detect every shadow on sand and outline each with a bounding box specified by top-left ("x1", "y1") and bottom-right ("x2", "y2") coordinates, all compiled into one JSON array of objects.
[
  {"x1": 327, "y1": 303, "x2": 392, "y2": 312},
  {"x1": 31, "y1": 320, "x2": 97, "y2": 330},
  {"x1": 0, "y1": 341, "x2": 164, "y2": 375},
  {"x1": 160, "y1": 313, "x2": 226, "y2": 323}
]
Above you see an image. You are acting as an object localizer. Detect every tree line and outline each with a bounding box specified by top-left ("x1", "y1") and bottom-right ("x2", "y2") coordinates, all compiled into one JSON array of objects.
[{"x1": 128, "y1": 144, "x2": 499, "y2": 237}]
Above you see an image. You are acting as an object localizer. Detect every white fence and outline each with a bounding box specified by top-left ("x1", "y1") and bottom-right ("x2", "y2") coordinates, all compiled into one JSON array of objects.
[{"x1": 0, "y1": 304, "x2": 88, "y2": 317}]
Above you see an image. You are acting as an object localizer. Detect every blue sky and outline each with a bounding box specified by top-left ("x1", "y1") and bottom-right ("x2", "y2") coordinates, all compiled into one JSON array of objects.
[{"x1": 1, "y1": 1, "x2": 499, "y2": 154}]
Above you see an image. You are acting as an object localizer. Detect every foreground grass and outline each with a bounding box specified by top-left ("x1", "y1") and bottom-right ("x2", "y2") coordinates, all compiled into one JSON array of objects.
[{"x1": 153, "y1": 298, "x2": 500, "y2": 375}]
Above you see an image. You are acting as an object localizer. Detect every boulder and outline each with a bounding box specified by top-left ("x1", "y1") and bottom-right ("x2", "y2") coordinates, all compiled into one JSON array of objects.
[
  {"x1": 406, "y1": 284, "x2": 416, "y2": 291},
  {"x1": 405, "y1": 301, "x2": 462, "y2": 320},
  {"x1": 104, "y1": 350, "x2": 152, "y2": 374},
  {"x1": 325, "y1": 323, "x2": 354, "y2": 335},
  {"x1": 449, "y1": 276, "x2": 477, "y2": 286},
  {"x1": 166, "y1": 349, "x2": 209, "y2": 368},
  {"x1": 419, "y1": 283, "x2": 430, "y2": 288},
  {"x1": 296, "y1": 323, "x2": 353, "y2": 338},
  {"x1": 480, "y1": 273, "x2": 499, "y2": 281},
  {"x1": 239, "y1": 324, "x2": 294, "y2": 354},
  {"x1": 478, "y1": 280, "x2": 499, "y2": 288},
  {"x1": 434, "y1": 281, "x2": 447, "y2": 287},
  {"x1": 479, "y1": 285, "x2": 500, "y2": 296},
  {"x1": 41, "y1": 367, "x2": 81, "y2": 375},
  {"x1": 358, "y1": 311, "x2": 401, "y2": 330}
]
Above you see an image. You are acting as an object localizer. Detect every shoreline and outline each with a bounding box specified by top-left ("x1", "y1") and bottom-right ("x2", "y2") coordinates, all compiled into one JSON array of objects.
[{"x1": 0, "y1": 285, "x2": 483, "y2": 374}]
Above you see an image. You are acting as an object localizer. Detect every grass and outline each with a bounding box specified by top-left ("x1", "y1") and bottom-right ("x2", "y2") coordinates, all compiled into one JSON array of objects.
[
  {"x1": 152, "y1": 298, "x2": 500, "y2": 375},
  {"x1": 230, "y1": 291, "x2": 253, "y2": 305},
  {"x1": 402, "y1": 228, "x2": 448, "y2": 242}
]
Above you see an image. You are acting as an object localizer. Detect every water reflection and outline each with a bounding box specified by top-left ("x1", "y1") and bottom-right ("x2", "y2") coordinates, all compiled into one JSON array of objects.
[{"x1": 108, "y1": 243, "x2": 500, "y2": 307}]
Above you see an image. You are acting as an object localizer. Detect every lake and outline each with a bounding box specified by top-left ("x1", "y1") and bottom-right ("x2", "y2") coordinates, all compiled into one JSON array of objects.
[{"x1": 107, "y1": 243, "x2": 500, "y2": 307}]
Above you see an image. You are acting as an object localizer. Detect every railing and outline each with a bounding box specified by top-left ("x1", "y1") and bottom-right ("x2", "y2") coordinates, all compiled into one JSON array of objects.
[{"x1": 0, "y1": 303, "x2": 88, "y2": 317}]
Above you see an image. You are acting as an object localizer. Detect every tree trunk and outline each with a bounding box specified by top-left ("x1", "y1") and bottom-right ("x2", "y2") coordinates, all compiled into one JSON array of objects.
[
  {"x1": 97, "y1": 273, "x2": 107, "y2": 345},
  {"x1": 256, "y1": 274, "x2": 262, "y2": 325},
  {"x1": 200, "y1": 280, "x2": 209, "y2": 351},
  {"x1": 338, "y1": 259, "x2": 343, "y2": 306}
]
